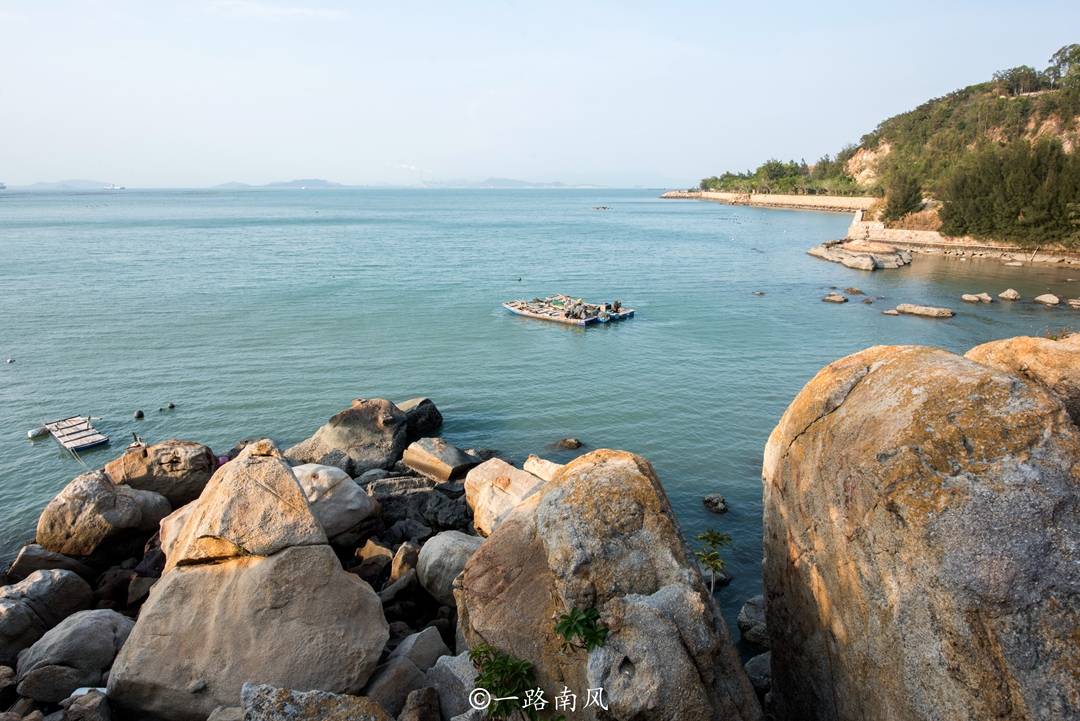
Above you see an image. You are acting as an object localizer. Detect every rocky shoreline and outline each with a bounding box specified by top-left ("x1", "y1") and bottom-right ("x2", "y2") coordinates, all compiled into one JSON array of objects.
[{"x1": 2, "y1": 336, "x2": 1078, "y2": 720}]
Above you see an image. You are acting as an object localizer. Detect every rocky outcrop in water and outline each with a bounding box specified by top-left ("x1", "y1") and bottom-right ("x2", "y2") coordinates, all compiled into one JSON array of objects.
[
  {"x1": 286, "y1": 398, "x2": 408, "y2": 476},
  {"x1": 457, "y1": 450, "x2": 762, "y2": 721},
  {"x1": 763, "y1": 344, "x2": 1080, "y2": 721},
  {"x1": 807, "y1": 239, "x2": 912, "y2": 270}
]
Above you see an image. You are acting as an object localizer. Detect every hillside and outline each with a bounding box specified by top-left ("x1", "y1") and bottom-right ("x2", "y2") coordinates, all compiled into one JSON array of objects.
[{"x1": 701, "y1": 43, "x2": 1080, "y2": 247}]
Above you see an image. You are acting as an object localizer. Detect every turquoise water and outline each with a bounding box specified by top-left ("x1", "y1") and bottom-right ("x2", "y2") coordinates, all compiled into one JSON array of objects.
[{"x1": 2, "y1": 188, "x2": 1078, "y2": 636}]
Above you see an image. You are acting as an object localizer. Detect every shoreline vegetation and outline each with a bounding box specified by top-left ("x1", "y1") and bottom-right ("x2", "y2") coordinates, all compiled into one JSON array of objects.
[
  {"x1": 683, "y1": 43, "x2": 1080, "y2": 250},
  {"x1": 2, "y1": 334, "x2": 1078, "y2": 720}
]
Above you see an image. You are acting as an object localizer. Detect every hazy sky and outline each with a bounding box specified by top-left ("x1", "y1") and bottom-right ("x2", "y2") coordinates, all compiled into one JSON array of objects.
[{"x1": 2, "y1": 1, "x2": 1077, "y2": 187}]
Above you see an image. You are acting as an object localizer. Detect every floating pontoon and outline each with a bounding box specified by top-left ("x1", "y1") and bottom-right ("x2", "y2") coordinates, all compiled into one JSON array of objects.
[
  {"x1": 502, "y1": 294, "x2": 635, "y2": 327},
  {"x1": 41, "y1": 416, "x2": 110, "y2": 452}
]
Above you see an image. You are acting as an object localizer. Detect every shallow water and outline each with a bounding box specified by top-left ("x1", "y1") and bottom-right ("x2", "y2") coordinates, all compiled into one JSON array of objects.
[{"x1": 1, "y1": 188, "x2": 1077, "y2": 639}]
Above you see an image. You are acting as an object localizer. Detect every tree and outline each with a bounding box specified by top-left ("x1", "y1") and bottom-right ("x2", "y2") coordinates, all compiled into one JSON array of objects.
[
  {"x1": 1046, "y1": 44, "x2": 1080, "y2": 87},
  {"x1": 695, "y1": 529, "x2": 732, "y2": 594},
  {"x1": 992, "y1": 65, "x2": 1044, "y2": 95},
  {"x1": 882, "y1": 170, "x2": 923, "y2": 221}
]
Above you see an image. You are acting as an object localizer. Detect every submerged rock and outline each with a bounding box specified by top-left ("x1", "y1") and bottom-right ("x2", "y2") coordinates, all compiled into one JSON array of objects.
[
  {"x1": 0, "y1": 570, "x2": 93, "y2": 666},
  {"x1": 464, "y1": 459, "x2": 546, "y2": 536},
  {"x1": 36, "y1": 471, "x2": 171, "y2": 559},
  {"x1": 104, "y1": 439, "x2": 215, "y2": 506},
  {"x1": 894, "y1": 303, "x2": 954, "y2": 318},
  {"x1": 108, "y1": 545, "x2": 388, "y2": 721},
  {"x1": 966, "y1": 333, "x2": 1080, "y2": 424},
  {"x1": 762, "y1": 344, "x2": 1080, "y2": 721},
  {"x1": 822, "y1": 292, "x2": 847, "y2": 303},
  {"x1": 458, "y1": 449, "x2": 761, "y2": 721},
  {"x1": 999, "y1": 288, "x2": 1021, "y2": 300},
  {"x1": 1034, "y1": 293, "x2": 1061, "y2": 306},
  {"x1": 960, "y1": 292, "x2": 992, "y2": 303},
  {"x1": 703, "y1": 493, "x2": 728, "y2": 514},
  {"x1": 16, "y1": 609, "x2": 133, "y2": 703},
  {"x1": 286, "y1": 398, "x2": 408, "y2": 476}
]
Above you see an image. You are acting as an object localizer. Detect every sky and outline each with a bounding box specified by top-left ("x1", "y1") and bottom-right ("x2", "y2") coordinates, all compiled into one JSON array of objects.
[{"x1": 1, "y1": 1, "x2": 1078, "y2": 188}]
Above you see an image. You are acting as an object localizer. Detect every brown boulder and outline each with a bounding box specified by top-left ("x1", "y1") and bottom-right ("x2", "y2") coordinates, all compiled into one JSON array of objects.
[
  {"x1": 965, "y1": 333, "x2": 1080, "y2": 424},
  {"x1": 285, "y1": 398, "x2": 408, "y2": 476},
  {"x1": 763, "y1": 345, "x2": 1080, "y2": 721},
  {"x1": 161, "y1": 440, "x2": 325, "y2": 572},
  {"x1": 458, "y1": 450, "x2": 761, "y2": 721},
  {"x1": 104, "y1": 439, "x2": 216, "y2": 506}
]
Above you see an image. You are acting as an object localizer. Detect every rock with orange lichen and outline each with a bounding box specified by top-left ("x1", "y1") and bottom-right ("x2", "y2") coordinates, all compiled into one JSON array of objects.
[
  {"x1": 457, "y1": 449, "x2": 762, "y2": 721},
  {"x1": 966, "y1": 333, "x2": 1080, "y2": 424},
  {"x1": 763, "y1": 344, "x2": 1080, "y2": 721}
]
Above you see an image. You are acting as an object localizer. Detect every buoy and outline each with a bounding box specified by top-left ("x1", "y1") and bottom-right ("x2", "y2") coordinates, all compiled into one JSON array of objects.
[
  {"x1": 27, "y1": 426, "x2": 48, "y2": 440},
  {"x1": 167, "y1": 402, "x2": 175, "y2": 409},
  {"x1": 4, "y1": 358, "x2": 13, "y2": 364},
  {"x1": 133, "y1": 410, "x2": 144, "y2": 420}
]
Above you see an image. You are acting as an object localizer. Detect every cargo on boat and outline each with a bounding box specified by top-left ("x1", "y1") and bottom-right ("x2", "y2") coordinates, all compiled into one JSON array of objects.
[{"x1": 502, "y1": 294, "x2": 635, "y2": 326}]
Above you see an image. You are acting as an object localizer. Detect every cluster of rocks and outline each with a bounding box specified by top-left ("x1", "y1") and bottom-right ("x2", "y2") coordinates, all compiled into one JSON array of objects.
[
  {"x1": 807, "y1": 239, "x2": 912, "y2": 271},
  {"x1": 2, "y1": 396, "x2": 764, "y2": 721},
  {"x1": 960, "y1": 289, "x2": 1080, "y2": 307}
]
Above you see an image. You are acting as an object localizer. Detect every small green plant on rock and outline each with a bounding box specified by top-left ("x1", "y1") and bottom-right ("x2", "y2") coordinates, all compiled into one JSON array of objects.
[
  {"x1": 695, "y1": 529, "x2": 733, "y2": 594},
  {"x1": 469, "y1": 642, "x2": 539, "y2": 720},
  {"x1": 555, "y1": 606, "x2": 609, "y2": 651}
]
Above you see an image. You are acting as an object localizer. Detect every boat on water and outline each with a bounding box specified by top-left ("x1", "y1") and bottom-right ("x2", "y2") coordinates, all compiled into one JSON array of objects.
[{"x1": 503, "y1": 294, "x2": 635, "y2": 327}]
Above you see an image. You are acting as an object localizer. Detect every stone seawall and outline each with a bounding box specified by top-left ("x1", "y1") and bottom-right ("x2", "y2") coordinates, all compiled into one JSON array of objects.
[
  {"x1": 661, "y1": 190, "x2": 876, "y2": 213},
  {"x1": 845, "y1": 212, "x2": 1080, "y2": 263}
]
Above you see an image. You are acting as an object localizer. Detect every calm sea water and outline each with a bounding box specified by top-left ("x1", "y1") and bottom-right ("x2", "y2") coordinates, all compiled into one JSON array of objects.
[{"x1": 2, "y1": 188, "x2": 1078, "y2": 638}]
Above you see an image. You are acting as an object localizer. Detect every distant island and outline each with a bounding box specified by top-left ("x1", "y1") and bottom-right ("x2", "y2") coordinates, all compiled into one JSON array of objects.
[
  {"x1": 214, "y1": 179, "x2": 346, "y2": 190},
  {"x1": 10, "y1": 179, "x2": 124, "y2": 191},
  {"x1": 694, "y1": 43, "x2": 1080, "y2": 248}
]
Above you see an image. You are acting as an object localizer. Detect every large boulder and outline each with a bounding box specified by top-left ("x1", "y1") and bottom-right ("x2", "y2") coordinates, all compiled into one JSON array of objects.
[
  {"x1": 5, "y1": 545, "x2": 94, "y2": 583},
  {"x1": 161, "y1": 440, "x2": 325, "y2": 572},
  {"x1": 397, "y1": 398, "x2": 443, "y2": 442},
  {"x1": 463, "y1": 459, "x2": 545, "y2": 536},
  {"x1": 965, "y1": 333, "x2": 1080, "y2": 424},
  {"x1": 104, "y1": 439, "x2": 216, "y2": 506},
  {"x1": 107, "y1": 545, "x2": 388, "y2": 721},
  {"x1": 35, "y1": 471, "x2": 171, "y2": 558},
  {"x1": 416, "y1": 531, "x2": 482, "y2": 606},
  {"x1": 402, "y1": 438, "x2": 479, "y2": 482},
  {"x1": 291, "y1": 463, "x2": 381, "y2": 543},
  {"x1": 762, "y1": 345, "x2": 1080, "y2": 721},
  {"x1": 423, "y1": 652, "x2": 477, "y2": 721},
  {"x1": 457, "y1": 450, "x2": 761, "y2": 721},
  {"x1": 15, "y1": 609, "x2": 133, "y2": 703},
  {"x1": 366, "y1": 477, "x2": 469, "y2": 532},
  {"x1": 240, "y1": 683, "x2": 392, "y2": 721},
  {"x1": 285, "y1": 398, "x2": 408, "y2": 476},
  {"x1": 0, "y1": 570, "x2": 92, "y2": 666}
]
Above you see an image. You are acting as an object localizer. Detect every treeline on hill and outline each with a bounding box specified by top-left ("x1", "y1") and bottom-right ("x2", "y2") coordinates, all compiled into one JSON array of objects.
[{"x1": 700, "y1": 44, "x2": 1080, "y2": 247}]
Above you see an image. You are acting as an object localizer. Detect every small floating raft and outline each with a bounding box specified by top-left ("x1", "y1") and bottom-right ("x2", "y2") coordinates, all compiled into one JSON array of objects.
[
  {"x1": 503, "y1": 294, "x2": 635, "y2": 327},
  {"x1": 42, "y1": 416, "x2": 110, "y2": 452}
]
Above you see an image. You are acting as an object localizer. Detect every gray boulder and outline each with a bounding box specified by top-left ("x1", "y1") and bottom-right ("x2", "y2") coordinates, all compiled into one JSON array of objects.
[
  {"x1": 285, "y1": 398, "x2": 408, "y2": 477},
  {"x1": 388, "y1": 627, "x2": 450, "y2": 672},
  {"x1": 15, "y1": 610, "x2": 133, "y2": 703},
  {"x1": 6, "y1": 545, "x2": 94, "y2": 583},
  {"x1": 367, "y1": 477, "x2": 469, "y2": 532},
  {"x1": 416, "y1": 531, "x2": 483, "y2": 606},
  {"x1": 291, "y1": 463, "x2": 381, "y2": 543},
  {"x1": 240, "y1": 683, "x2": 391, "y2": 721},
  {"x1": 61, "y1": 689, "x2": 112, "y2": 721},
  {"x1": 744, "y1": 652, "x2": 771, "y2": 695},
  {"x1": 104, "y1": 439, "x2": 216, "y2": 506},
  {"x1": 397, "y1": 398, "x2": 443, "y2": 442},
  {"x1": 35, "y1": 471, "x2": 171, "y2": 558},
  {"x1": 0, "y1": 570, "x2": 93, "y2": 666},
  {"x1": 737, "y1": 595, "x2": 768, "y2": 647},
  {"x1": 424, "y1": 652, "x2": 477, "y2": 721},
  {"x1": 362, "y1": 656, "x2": 425, "y2": 717},
  {"x1": 107, "y1": 545, "x2": 388, "y2": 721}
]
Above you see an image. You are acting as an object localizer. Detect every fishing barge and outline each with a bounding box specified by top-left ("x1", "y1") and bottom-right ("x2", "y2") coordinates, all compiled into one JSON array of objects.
[{"x1": 502, "y1": 294, "x2": 635, "y2": 327}]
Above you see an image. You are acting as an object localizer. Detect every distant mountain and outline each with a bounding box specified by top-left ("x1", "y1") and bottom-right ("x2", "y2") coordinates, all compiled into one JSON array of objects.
[
  {"x1": 15, "y1": 179, "x2": 120, "y2": 191},
  {"x1": 264, "y1": 178, "x2": 344, "y2": 189},
  {"x1": 213, "y1": 181, "x2": 253, "y2": 189},
  {"x1": 423, "y1": 177, "x2": 595, "y2": 189}
]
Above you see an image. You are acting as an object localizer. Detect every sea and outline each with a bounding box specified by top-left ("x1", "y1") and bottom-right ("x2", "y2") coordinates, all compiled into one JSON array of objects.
[{"x1": 2, "y1": 187, "x2": 1077, "y2": 642}]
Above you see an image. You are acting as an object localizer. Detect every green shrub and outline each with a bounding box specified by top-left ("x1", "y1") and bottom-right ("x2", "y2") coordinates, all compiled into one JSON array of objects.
[{"x1": 555, "y1": 607, "x2": 609, "y2": 651}]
